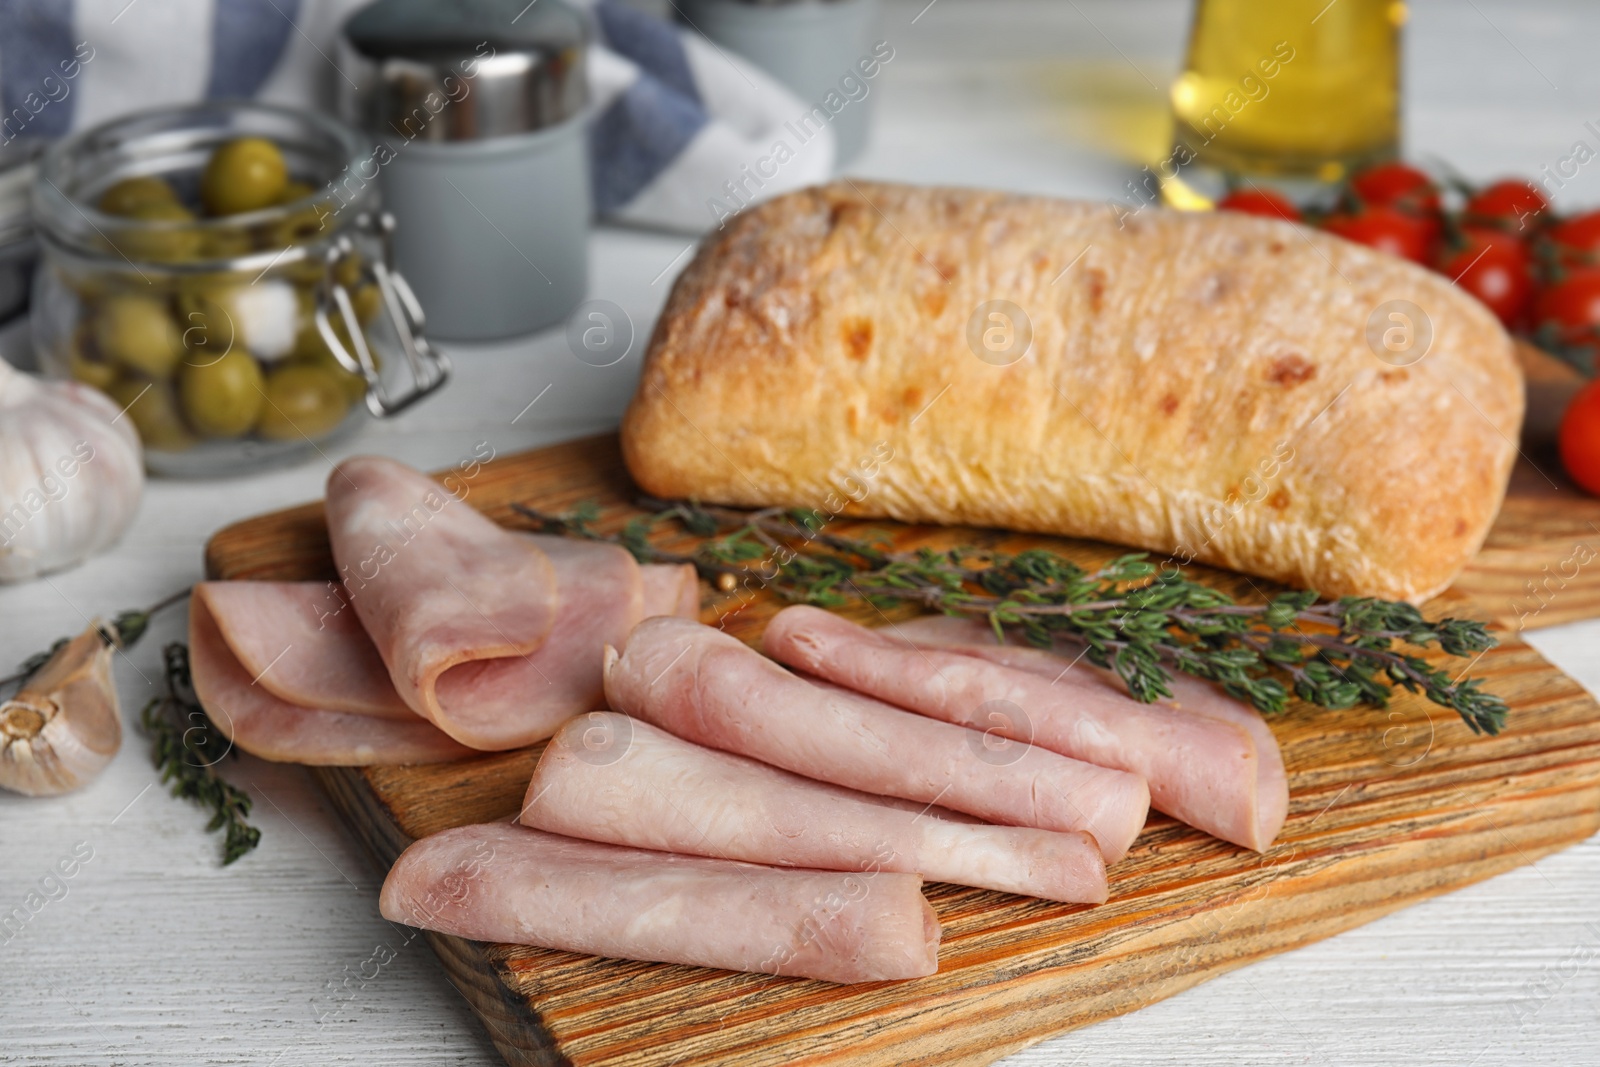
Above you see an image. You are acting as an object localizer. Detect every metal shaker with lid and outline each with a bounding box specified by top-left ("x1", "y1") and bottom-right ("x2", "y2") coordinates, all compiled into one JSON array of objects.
[{"x1": 338, "y1": 0, "x2": 590, "y2": 341}]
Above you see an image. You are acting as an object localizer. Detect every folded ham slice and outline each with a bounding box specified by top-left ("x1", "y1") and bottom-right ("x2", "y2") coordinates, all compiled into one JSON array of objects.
[
  {"x1": 193, "y1": 581, "x2": 413, "y2": 719},
  {"x1": 641, "y1": 563, "x2": 699, "y2": 619},
  {"x1": 200, "y1": 541, "x2": 648, "y2": 753},
  {"x1": 324, "y1": 456, "x2": 561, "y2": 743},
  {"x1": 523, "y1": 713, "x2": 1108, "y2": 903},
  {"x1": 603, "y1": 617, "x2": 1150, "y2": 860},
  {"x1": 886, "y1": 614, "x2": 1289, "y2": 852},
  {"x1": 380, "y1": 822, "x2": 940, "y2": 984},
  {"x1": 326, "y1": 456, "x2": 645, "y2": 750},
  {"x1": 762, "y1": 606, "x2": 1285, "y2": 851},
  {"x1": 427, "y1": 533, "x2": 643, "y2": 749},
  {"x1": 190, "y1": 592, "x2": 471, "y2": 765}
]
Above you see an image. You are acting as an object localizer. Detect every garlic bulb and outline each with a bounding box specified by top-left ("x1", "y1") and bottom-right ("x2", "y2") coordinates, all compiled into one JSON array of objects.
[
  {"x1": 0, "y1": 623, "x2": 121, "y2": 795},
  {"x1": 0, "y1": 358, "x2": 143, "y2": 582}
]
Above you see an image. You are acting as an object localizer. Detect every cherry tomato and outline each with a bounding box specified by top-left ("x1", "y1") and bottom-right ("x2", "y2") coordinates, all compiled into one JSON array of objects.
[
  {"x1": 1558, "y1": 378, "x2": 1600, "y2": 496},
  {"x1": 1465, "y1": 179, "x2": 1549, "y2": 233},
  {"x1": 1322, "y1": 207, "x2": 1435, "y2": 264},
  {"x1": 1534, "y1": 268, "x2": 1600, "y2": 348},
  {"x1": 1350, "y1": 162, "x2": 1440, "y2": 214},
  {"x1": 1436, "y1": 227, "x2": 1534, "y2": 329},
  {"x1": 1216, "y1": 188, "x2": 1302, "y2": 222},
  {"x1": 1547, "y1": 210, "x2": 1600, "y2": 267}
]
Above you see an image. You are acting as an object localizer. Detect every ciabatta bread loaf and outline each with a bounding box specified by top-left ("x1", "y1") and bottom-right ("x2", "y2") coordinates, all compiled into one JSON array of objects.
[{"x1": 621, "y1": 182, "x2": 1522, "y2": 601}]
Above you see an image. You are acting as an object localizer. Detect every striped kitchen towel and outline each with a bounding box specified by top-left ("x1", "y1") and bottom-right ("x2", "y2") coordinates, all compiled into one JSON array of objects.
[{"x1": 0, "y1": 0, "x2": 835, "y2": 232}]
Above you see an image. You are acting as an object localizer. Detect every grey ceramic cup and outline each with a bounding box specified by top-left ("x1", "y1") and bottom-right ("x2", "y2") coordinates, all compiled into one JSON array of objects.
[
  {"x1": 678, "y1": 0, "x2": 883, "y2": 167},
  {"x1": 376, "y1": 123, "x2": 589, "y2": 342},
  {"x1": 339, "y1": 0, "x2": 591, "y2": 341}
]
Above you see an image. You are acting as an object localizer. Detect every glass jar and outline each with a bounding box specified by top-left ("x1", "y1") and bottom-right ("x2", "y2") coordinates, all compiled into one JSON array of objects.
[{"x1": 30, "y1": 101, "x2": 449, "y2": 477}]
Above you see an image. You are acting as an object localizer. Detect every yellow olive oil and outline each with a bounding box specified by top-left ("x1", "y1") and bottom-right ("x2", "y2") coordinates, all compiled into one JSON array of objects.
[{"x1": 1171, "y1": 0, "x2": 1403, "y2": 180}]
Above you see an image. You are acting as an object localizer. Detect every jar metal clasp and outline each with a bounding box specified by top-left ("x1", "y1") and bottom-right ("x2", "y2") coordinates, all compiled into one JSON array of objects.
[{"x1": 316, "y1": 211, "x2": 450, "y2": 417}]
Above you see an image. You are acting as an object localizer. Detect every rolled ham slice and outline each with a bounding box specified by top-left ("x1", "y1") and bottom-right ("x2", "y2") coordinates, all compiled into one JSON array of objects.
[
  {"x1": 190, "y1": 592, "x2": 471, "y2": 765},
  {"x1": 602, "y1": 617, "x2": 1150, "y2": 860},
  {"x1": 886, "y1": 614, "x2": 1289, "y2": 852},
  {"x1": 324, "y1": 456, "x2": 561, "y2": 742},
  {"x1": 380, "y1": 822, "x2": 940, "y2": 984},
  {"x1": 763, "y1": 606, "x2": 1285, "y2": 851},
  {"x1": 523, "y1": 713, "x2": 1107, "y2": 903},
  {"x1": 193, "y1": 581, "x2": 413, "y2": 719},
  {"x1": 641, "y1": 563, "x2": 699, "y2": 619}
]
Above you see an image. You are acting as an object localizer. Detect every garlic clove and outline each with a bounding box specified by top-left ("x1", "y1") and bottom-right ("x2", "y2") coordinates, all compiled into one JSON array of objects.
[{"x1": 0, "y1": 622, "x2": 122, "y2": 796}]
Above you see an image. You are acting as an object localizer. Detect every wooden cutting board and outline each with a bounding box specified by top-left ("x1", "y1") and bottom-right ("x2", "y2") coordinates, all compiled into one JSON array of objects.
[
  {"x1": 1450, "y1": 450, "x2": 1600, "y2": 630},
  {"x1": 204, "y1": 434, "x2": 1600, "y2": 1067},
  {"x1": 1460, "y1": 342, "x2": 1600, "y2": 628}
]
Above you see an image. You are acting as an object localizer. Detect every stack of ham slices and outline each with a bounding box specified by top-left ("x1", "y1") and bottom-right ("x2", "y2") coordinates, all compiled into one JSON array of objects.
[
  {"x1": 191, "y1": 456, "x2": 1290, "y2": 986},
  {"x1": 190, "y1": 455, "x2": 700, "y2": 764}
]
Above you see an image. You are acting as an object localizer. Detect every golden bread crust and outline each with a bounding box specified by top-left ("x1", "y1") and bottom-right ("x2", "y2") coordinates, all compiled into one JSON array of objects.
[{"x1": 621, "y1": 182, "x2": 1522, "y2": 601}]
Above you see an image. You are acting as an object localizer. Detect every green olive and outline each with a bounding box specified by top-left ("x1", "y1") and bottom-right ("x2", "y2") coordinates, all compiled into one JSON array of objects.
[
  {"x1": 61, "y1": 264, "x2": 114, "y2": 303},
  {"x1": 68, "y1": 353, "x2": 119, "y2": 390},
  {"x1": 351, "y1": 283, "x2": 382, "y2": 324},
  {"x1": 109, "y1": 378, "x2": 196, "y2": 452},
  {"x1": 281, "y1": 257, "x2": 329, "y2": 286},
  {"x1": 114, "y1": 201, "x2": 203, "y2": 263},
  {"x1": 256, "y1": 363, "x2": 352, "y2": 441},
  {"x1": 171, "y1": 285, "x2": 238, "y2": 367},
  {"x1": 334, "y1": 253, "x2": 364, "y2": 290},
  {"x1": 98, "y1": 176, "x2": 178, "y2": 217},
  {"x1": 200, "y1": 225, "x2": 255, "y2": 260},
  {"x1": 173, "y1": 274, "x2": 231, "y2": 320},
  {"x1": 293, "y1": 283, "x2": 317, "y2": 321},
  {"x1": 201, "y1": 137, "x2": 288, "y2": 216},
  {"x1": 291, "y1": 316, "x2": 369, "y2": 404},
  {"x1": 264, "y1": 180, "x2": 326, "y2": 248},
  {"x1": 264, "y1": 206, "x2": 328, "y2": 250},
  {"x1": 291, "y1": 319, "x2": 322, "y2": 364},
  {"x1": 179, "y1": 350, "x2": 264, "y2": 438},
  {"x1": 94, "y1": 295, "x2": 184, "y2": 378},
  {"x1": 65, "y1": 325, "x2": 118, "y2": 390}
]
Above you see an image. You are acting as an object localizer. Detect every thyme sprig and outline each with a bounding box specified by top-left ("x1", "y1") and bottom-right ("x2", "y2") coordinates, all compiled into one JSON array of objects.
[
  {"x1": 515, "y1": 499, "x2": 1508, "y2": 735},
  {"x1": 140, "y1": 643, "x2": 260, "y2": 865}
]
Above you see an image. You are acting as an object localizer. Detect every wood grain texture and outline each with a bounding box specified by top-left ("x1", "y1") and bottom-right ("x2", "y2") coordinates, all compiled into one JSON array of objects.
[
  {"x1": 1513, "y1": 339, "x2": 1584, "y2": 450},
  {"x1": 1450, "y1": 449, "x2": 1600, "y2": 632},
  {"x1": 205, "y1": 434, "x2": 1600, "y2": 1067}
]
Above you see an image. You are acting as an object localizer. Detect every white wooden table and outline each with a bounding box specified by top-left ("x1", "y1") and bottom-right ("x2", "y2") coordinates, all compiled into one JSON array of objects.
[{"x1": 4, "y1": 1, "x2": 1599, "y2": 1064}]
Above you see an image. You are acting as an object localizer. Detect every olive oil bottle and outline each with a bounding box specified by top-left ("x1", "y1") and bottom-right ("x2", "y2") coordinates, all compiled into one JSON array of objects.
[{"x1": 1170, "y1": 0, "x2": 1403, "y2": 182}]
